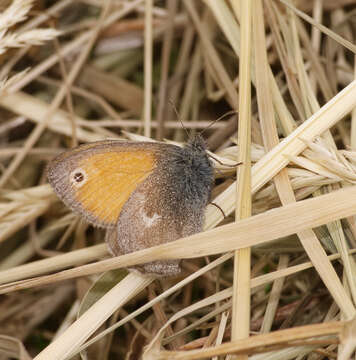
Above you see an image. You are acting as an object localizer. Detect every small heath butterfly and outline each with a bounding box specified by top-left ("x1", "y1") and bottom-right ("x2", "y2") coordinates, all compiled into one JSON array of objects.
[{"x1": 47, "y1": 135, "x2": 214, "y2": 276}]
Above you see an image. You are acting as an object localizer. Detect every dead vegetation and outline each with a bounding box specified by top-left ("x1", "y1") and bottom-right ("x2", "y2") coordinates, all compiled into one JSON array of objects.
[{"x1": 1, "y1": 0, "x2": 356, "y2": 359}]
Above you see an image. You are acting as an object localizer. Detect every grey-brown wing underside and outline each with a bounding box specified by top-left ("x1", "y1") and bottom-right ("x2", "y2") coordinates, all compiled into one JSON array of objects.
[{"x1": 105, "y1": 159, "x2": 207, "y2": 276}]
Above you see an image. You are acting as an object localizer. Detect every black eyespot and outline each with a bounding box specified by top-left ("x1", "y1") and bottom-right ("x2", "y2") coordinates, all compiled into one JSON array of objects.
[{"x1": 73, "y1": 172, "x2": 84, "y2": 183}]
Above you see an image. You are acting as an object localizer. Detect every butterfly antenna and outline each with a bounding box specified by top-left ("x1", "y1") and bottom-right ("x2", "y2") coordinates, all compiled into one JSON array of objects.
[
  {"x1": 168, "y1": 99, "x2": 190, "y2": 139},
  {"x1": 210, "y1": 202, "x2": 226, "y2": 218},
  {"x1": 200, "y1": 110, "x2": 238, "y2": 136},
  {"x1": 207, "y1": 152, "x2": 242, "y2": 167}
]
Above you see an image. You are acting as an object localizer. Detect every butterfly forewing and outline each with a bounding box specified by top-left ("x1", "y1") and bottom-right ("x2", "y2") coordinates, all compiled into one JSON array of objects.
[{"x1": 47, "y1": 141, "x2": 158, "y2": 228}]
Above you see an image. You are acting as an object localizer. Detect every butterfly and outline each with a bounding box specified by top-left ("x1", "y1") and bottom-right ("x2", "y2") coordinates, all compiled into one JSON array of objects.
[{"x1": 47, "y1": 135, "x2": 214, "y2": 276}]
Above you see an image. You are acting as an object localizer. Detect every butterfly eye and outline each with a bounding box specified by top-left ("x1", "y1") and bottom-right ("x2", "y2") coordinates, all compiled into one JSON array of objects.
[{"x1": 70, "y1": 168, "x2": 87, "y2": 188}]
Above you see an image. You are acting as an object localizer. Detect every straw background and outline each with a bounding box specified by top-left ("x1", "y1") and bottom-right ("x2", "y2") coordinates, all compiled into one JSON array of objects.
[{"x1": 1, "y1": 0, "x2": 356, "y2": 359}]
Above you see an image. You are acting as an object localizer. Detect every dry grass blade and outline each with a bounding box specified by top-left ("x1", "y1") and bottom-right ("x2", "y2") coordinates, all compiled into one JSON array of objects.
[
  {"x1": 0, "y1": 92, "x2": 109, "y2": 142},
  {"x1": 278, "y1": 0, "x2": 356, "y2": 54},
  {"x1": 2, "y1": 185, "x2": 356, "y2": 295},
  {"x1": 0, "y1": 244, "x2": 107, "y2": 284},
  {"x1": 0, "y1": 69, "x2": 29, "y2": 94},
  {"x1": 74, "y1": 254, "x2": 233, "y2": 357},
  {"x1": 0, "y1": 0, "x2": 33, "y2": 30},
  {"x1": 0, "y1": 334, "x2": 31, "y2": 360},
  {"x1": 0, "y1": 29, "x2": 60, "y2": 55},
  {"x1": 143, "y1": 0, "x2": 153, "y2": 138},
  {"x1": 7, "y1": 0, "x2": 145, "y2": 94},
  {"x1": 151, "y1": 321, "x2": 344, "y2": 359},
  {"x1": 205, "y1": 79, "x2": 356, "y2": 228},
  {"x1": 2, "y1": 0, "x2": 356, "y2": 358},
  {"x1": 0, "y1": 1, "x2": 112, "y2": 188},
  {"x1": 253, "y1": 0, "x2": 293, "y2": 334},
  {"x1": 231, "y1": 0, "x2": 253, "y2": 349},
  {"x1": 34, "y1": 272, "x2": 153, "y2": 360},
  {"x1": 0, "y1": 199, "x2": 51, "y2": 243}
]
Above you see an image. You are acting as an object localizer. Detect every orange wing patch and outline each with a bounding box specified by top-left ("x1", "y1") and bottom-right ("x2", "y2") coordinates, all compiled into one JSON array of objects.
[{"x1": 73, "y1": 150, "x2": 156, "y2": 227}]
